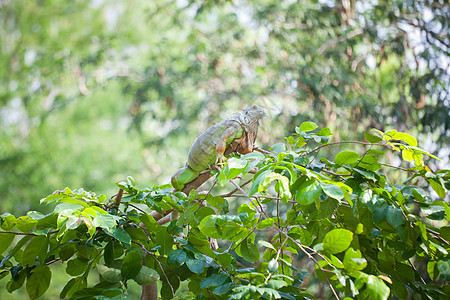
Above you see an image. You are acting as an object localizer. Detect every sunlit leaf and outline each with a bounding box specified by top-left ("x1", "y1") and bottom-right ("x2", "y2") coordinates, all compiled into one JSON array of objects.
[{"x1": 323, "y1": 229, "x2": 353, "y2": 254}]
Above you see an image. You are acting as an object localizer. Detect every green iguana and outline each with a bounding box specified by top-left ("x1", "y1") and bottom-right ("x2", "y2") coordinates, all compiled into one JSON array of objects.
[{"x1": 171, "y1": 105, "x2": 266, "y2": 191}]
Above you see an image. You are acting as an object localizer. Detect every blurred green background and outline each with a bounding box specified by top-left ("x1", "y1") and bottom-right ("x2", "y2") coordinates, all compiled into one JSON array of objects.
[{"x1": 0, "y1": 0, "x2": 448, "y2": 297}]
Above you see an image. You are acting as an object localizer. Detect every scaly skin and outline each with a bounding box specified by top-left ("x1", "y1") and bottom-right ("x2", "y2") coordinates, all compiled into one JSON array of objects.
[{"x1": 171, "y1": 106, "x2": 266, "y2": 191}]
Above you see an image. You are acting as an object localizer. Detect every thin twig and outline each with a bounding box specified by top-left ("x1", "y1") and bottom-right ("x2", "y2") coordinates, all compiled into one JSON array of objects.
[
  {"x1": 408, "y1": 258, "x2": 426, "y2": 285},
  {"x1": 306, "y1": 141, "x2": 386, "y2": 156},
  {"x1": 274, "y1": 228, "x2": 340, "y2": 300},
  {"x1": 229, "y1": 180, "x2": 269, "y2": 219},
  {"x1": 220, "y1": 179, "x2": 253, "y2": 197},
  {"x1": 378, "y1": 162, "x2": 416, "y2": 172},
  {"x1": 129, "y1": 204, "x2": 148, "y2": 214}
]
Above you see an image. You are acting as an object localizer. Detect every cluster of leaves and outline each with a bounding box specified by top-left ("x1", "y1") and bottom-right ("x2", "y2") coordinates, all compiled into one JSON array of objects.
[{"x1": 0, "y1": 123, "x2": 449, "y2": 299}]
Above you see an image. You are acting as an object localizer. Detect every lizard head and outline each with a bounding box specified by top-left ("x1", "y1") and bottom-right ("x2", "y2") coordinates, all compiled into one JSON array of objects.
[{"x1": 237, "y1": 105, "x2": 266, "y2": 129}]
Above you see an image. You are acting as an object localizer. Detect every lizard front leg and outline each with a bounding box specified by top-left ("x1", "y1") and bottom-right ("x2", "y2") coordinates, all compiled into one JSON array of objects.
[
  {"x1": 215, "y1": 125, "x2": 241, "y2": 164},
  {"x1": 237, "y1": 131, "x2": 255, "y2": 154}
]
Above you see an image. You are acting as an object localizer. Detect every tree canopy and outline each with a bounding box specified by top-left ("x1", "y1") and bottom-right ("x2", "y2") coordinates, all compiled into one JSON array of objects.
[{"x1": 0, "y1": 0, "x2": 449, "y2": 299}]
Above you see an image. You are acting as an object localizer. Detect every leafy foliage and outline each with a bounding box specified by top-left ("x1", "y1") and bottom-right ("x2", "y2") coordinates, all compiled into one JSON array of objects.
[
  {"x1": 1, "y1": 125, "x2": 448, "y2": 299},
  {"x1": 1, "y1": 0, "x2": 448, "y2": 217}
]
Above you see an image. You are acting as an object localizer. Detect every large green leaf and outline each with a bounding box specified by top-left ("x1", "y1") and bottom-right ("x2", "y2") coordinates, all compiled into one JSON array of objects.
[
  {"x1": 343, "y1": 248, "x2": 367, "y2": 271},
  {"x1": 320, "y1": 182, "x2": 344, "y2": 201},
  {"x1": 22, "y1": 236, "x2": 48, "y2": 266},
  {"x1": 186, "y1": 257, "x2": 205, "y2": 274},
  {"x1": 155, "y1": 227, "x2": 174, "y2": 255},
  {"x1": 1, "y1": 214, "x2": 17, "y2": 230},
  {"x1": 112, "y1": 227, "x2": 131, "y2": 246},
  {"x1": 238, "y1": 239, "x2": 260, "y2": 263},
  {"x1": 198, "y1": 215, "x2": 222, "y2": 239},
  {"x1": 97, "y1": 264, "x2": 122, "y2": 283},
  {"x1": 296, "y1": 179, "x2": 321, "y2": 205},
  {"x1": 121, "y1": 251, "x2": 142, "y2": 280},
  {"x1": 15, "y1": 216, "x2": 37, "y2": 232},
  {"x1": 297, "y1": 121, "x2": 318, "y2": 132},
  {"x1": 335, "y1": 151, "x2": 360, "y2": 165},
  {"x1": 0, "y1": 233, "x2": 15, "y2": 254},
  {"x1": 249, "y1": 170, "x2": 271, "y2": 196},
  {"x1": 134, "y1": 266, "x2": 159, "y2": 285},
  {"x1": 26, "y1": 265, "x2": 52, "y2": 299},
  {"x1": 200, "y1": 273, "x2": 228, "y2": 289},
  {"x1": 323, "y1": 229, "x2": 353, "y2": 254},
  {"x1": 366, "y1": 275, "x2": 390, "y2": 300},
  {"x1": 167, "y1": 249, "x2": 187, "y2": 267},
  {"x1": 437, "y1": 259, "x2": 450, "y2": 281},
  {"x1": 213, "y1": 282, "x2": 236, "y2": 295},
  {"x1": 60, "y1": 276, "x2": 87, "y2": 299}
]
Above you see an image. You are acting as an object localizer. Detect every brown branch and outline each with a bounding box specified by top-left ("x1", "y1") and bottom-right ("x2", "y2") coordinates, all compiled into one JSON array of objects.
[
  {"x1": 254, "y1": 147, "x2": 273, "y2": 155},
  {"x1": 113, "y1": 188, "x2": 124, "y2": 208}
]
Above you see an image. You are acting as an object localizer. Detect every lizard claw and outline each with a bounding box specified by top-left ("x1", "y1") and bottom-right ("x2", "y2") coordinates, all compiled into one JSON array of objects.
[{"x1": 215, "y1": 153, "x2": 227, "y2": 165}]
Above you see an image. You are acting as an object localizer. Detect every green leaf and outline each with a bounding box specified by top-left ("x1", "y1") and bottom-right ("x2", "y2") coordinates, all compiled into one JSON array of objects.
[
  {"x1": 270, "y1": 143, "x2": 287, "y2": 154},
  {"x1": 154, "y1": 227, "x2": 174, "y2": 255},
  {"x1": 186, "y1": 256, "x2": 205, "y2": 274},
  {"x1": 225, "y1": 157, "x2": 247, "y2": 178},
  {"x1": 1, "y1": 214, "x2": 16, "y2": 230},
  {"x1": 296, "y1": 179, "x2": 321, "y2": 205},
  {"x1": 66, "y1": 257, "x2": 88, "y2": 276},
  {"x1": 268, "y1": 259, "x2": 279, "y2": 273},
  {"x1": 0, "y1": 233, "x2": 15, "y2": 254},
  {"x1": 427, "y1": 260, "x2": 438, "y2": 281},
  {"x1": 437, "y1": 260, "x2": 450, "y2": 281},
  {"x1": 60, "y1": 276, "x2": 87, "y2": 299},
  {"x1": 343, "y1": 248, "x2": 367, "y2": 271},
  {"x1": 134, "y1": 266, "x2": 159, "y2": 285},
  {"x1": 167, "y1": 249, "x2": 187, "y2": 267},
  {"x1": 249, "y1": 170, "x2": 271, "y2": 196},
  {"x1": 22, "y1": 236, "x2": 48, "y2": 266},
  {"x1": 238, "y1": 204, "x2": 256, "y2": 221},
  {"x1": 386, "y1": 206, "x2": 405, "y2": 228},
  {"x1": 112, "y1": 227, "x2": 131, "y2": 246},
  {"x1": 316, "y1": 127, "x2": 332, "y2": 136},
  {"x1": 256, "y1": 218, "x2": 275, "y2": 229},
  {"x1": 213, "y1": 282, "x2": 236, "y2": 295},
  {"x1": 297, "y1": 121, "x2": 318, "y2": 132},
  {"x1": 421, "y1": 205, "x2": 446, "y2": 221},
  {"x1": 364, "y1": 131, "x2": 382, "y2": 143},
  {"x1": 335, "y1": 151, "x2": 360, "y2": 165},
  {"x1": 206, "y1": 195, "x2": 228, "y2": 212},
  {"x1": 198, "y1": 215, "x2": 222, "y2": 239},
  {"x1": 239, "y1": 239, "x2": 260, "y2": 263},
  {"x1": 427, "y1": 178, "x2": 446, "y2": 198},
  {"x1": 288, "y1": 227, "x2": 314, "y2": 246},
  {"x1": 217, "y1": 253, "x2": 232, "y2": 267},
  {"x1": 366, "y1": 275, "x2": 390, "y2": 300},
  {"x1": 6, "y1": 270, "x2": 26, "y2": 293},
  {"x1": 200, "y1": 273, "x2": 228, "y2": 289},
  {"x1": 389, "y1": 132, "x2": 418, "y2": 147},
  {"x1": 323, "y1": 229, "x2": 353, "y2": 254},
  {"x1": 121, "y1": 251, "x2": 142, "y2": 280},
  {"x1": 97, "y1": 264, "x2": 122, "y2": 283},
  {"x1": 140, "y1": 214, "x2": 158, "y2": 232},
  {"x1": 320, "y1": 182, "x2": 344, "y2": 201},
  {"x1": 15, "y1": 216, "x2": 37, "y2": 232},
  {"x1": 26, "y1": 265, "x2": 51, "y2": 299}
]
